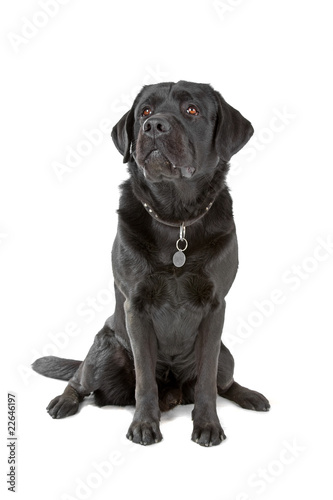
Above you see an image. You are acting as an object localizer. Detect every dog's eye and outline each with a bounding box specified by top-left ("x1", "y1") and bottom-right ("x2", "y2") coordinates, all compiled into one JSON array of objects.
[
  {"x1": 186, "y1": 106, "x2": 199, "y2": 116},
  {"x1": 142, "y1": 107, "x2": 152, "y2": 117}
]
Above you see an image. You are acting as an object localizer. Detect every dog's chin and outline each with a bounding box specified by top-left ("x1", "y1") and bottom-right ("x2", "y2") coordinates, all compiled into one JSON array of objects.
[{"x1": 137, "y1": 150, "x2": 196, "y2": 182}]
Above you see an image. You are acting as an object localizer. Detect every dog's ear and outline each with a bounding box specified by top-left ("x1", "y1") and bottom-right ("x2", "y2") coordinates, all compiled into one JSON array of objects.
[
  {"x1": 111, "y1": 108, "x2": 135, "y2": 164},
  {"x1": 214, "y1": 91, "x2": 254, "y2": 162}
]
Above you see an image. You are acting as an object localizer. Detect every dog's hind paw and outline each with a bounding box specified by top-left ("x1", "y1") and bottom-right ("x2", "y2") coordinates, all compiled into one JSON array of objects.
[
  {"x1": 219, "y1": 381, "x2": 270, "y2": 412},
  {"x1": 47, "y1": 394, "x2": 80, "y2": 419}
]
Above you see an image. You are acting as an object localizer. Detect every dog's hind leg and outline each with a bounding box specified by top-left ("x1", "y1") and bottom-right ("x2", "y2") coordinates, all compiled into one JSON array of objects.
[
  {"x1": 216, "y1": 343, "x2": 270, "y2": 411},
  {"x1": 219, "y1": 381, "x2": 270, "y2": 411},
  {"x1": 46, "y1": 323, "x2": 135, "y2": 419},
  {"x1": 216, "y1": 342, "x2": 235, "y2": 393},
  {"x1": 46, "y1": 343, "x2": 99, "y2": 419}
]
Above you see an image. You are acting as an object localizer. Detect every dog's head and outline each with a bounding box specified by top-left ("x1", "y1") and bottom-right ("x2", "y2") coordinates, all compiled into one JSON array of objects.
[{"x1": 112, "y1": 81, "x2": 253, "y2": 183}]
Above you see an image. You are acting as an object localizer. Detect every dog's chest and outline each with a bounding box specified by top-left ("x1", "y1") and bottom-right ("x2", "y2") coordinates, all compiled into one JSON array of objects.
[
  {"x1": 133, "y1": 269, "x2": 216, "y2": 311},
  {"x1": 132, "y1": 269, "x2": 217, "y2": 350}
]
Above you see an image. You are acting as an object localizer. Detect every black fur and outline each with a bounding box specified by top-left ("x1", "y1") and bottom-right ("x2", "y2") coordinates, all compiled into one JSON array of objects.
[
  {"x1": 33, "y1": 81, "x2": 269, "y2": 446},
  {"x1": 32, "y1": 357, "x2": 81, "y2": 381}
]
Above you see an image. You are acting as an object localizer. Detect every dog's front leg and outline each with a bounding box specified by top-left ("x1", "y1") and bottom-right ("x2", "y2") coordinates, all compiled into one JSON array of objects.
[
  {"x1": 124, "y1": 301, "x2": 162, "y2": 445},
  {"x1": 192, "y1": 300, "x2": 227, "y2": 447}
]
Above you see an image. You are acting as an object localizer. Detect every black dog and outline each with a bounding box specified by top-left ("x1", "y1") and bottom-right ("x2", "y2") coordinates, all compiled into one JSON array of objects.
[{"x1": 33, "y1": 81, "x2": 270, "y2": 446}]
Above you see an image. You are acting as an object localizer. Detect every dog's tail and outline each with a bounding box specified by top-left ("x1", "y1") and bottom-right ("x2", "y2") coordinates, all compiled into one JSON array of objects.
[{"x1": 32, "y1": 356, "x2": 82, "y2": 381}]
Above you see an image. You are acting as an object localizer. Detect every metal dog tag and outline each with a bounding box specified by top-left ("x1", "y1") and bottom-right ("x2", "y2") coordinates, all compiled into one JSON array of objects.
[
  {"x1": 173, "y1": 250, "x2": 186, "y2": 267},
  {"x1": 173, "y1": 225, "x2": 188, "y2": 267}
]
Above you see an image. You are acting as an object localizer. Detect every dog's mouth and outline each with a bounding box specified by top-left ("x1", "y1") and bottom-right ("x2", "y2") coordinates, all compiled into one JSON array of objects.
[{"x1": 140, "y1": 149, "x2": 196, "y2": 181}]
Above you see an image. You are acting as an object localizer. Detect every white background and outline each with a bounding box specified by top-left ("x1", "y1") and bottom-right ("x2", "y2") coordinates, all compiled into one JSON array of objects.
[{"x1": 1, "y1": 1, "x2": 332, "y2": 499}]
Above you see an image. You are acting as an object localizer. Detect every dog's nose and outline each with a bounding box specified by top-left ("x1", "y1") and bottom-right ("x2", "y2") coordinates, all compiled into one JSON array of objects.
[{"x1": 143, "y1": 116, "x2": 171, "y2": 138}]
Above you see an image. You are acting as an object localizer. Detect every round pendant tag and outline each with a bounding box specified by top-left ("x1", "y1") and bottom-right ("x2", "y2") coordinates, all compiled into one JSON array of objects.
[{"x1": 173, "y1": 251, "x2": 186, "y2": 267}]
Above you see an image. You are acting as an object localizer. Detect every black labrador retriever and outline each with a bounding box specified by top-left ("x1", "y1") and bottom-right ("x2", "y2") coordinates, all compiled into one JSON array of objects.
[{"x1": 33, "y1": 81, "x2": 270, "y2": 446}]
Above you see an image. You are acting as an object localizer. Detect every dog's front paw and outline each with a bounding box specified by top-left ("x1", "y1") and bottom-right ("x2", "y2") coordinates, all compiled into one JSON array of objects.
[
  {"x1": 191, "y1": 420, "x2": 226, "y2": 447},
  {"x1": 47, "y1": 395, "x2": 80, "y2": 419},
  {"x1": 126, "y1": 419, "x2": 163, "y2": 446}
]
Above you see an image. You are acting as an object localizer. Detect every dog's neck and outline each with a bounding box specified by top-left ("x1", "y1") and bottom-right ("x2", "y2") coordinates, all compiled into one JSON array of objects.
[{"x1": 129, "y1": 160, "x2": 229, "y2": 224}]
